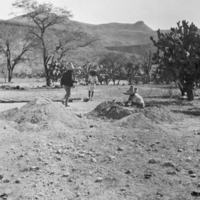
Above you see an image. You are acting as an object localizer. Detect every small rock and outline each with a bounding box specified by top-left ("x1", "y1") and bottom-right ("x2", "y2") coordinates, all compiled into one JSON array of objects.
[
  {"x1": 190, "y1": 174, "x2": 197, "y2": 178},
  {"x1": 148, "y1": 159, "x2": 157, "y2": 164},
  {"x1": 0, "y1": 174, "x2": 3, "y2": 180},
  {"x1": 188, "y1": 170, "x2": 197, "y2": 178},
  {"x1": 175, "y1": 167, "x2": 181, "y2": 172},
  {"x1": 78, "y1": 153, "x2": 85, "y2": 158},
  {"x1": 117, "y1": 147, "x2": 123, "y2": 151},
  {"x1": 95, "y1": 177, "x2": 103, "y2": 182},
  {"x1": 3, "y1": 179, "x2": 10, "y2": 183},
  {"x1": 91, "y1": 158, "x2": 97, "y2": 163},
  {"x1": 55, "y1": 156, "x2": 62, "y2": 161},
  {"x1": 62, "y1": 172, "x2": 70, "y2": 177},
  {"x1": 188, "y1": 170, "x2": 195, "y2": 175},
  {"x1": 30, "y1": 166, "x2": 40, "y2": 171},
  {"x1": 144, "y1": 173, "x2": 152, "y2": 179},
  {"x1": 186, "y1": 157, "x2": 192, "y2": 162},
  {"x1": 162, "y1": 161, "x2": 175, "y2": 168},
  {"x1": 125, "y1": 170, "x2": 131, "y2": 174},
  {"x1": 56, "y1": 149, "x2": 62, "y2": 154},
  {"x1": 166, "y1": 169, "x2": 176, "y2": 175},
  {"x1": 177, "y1": 148, "x2": 183, "y2": 152},
  {"x1": 132, "y1": 138, "x2": 138, "y2": 142},
  {"x1": 15, "y1": 179, "x2": 21, "y2": 184},
  {"x1": 108, "y1": 155, "x2": 115, "y2": 160}
]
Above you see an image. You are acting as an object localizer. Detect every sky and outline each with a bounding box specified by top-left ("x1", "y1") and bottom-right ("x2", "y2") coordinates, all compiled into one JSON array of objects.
[{"x1": 1, "y1": 0, "x2": 200, "y2": 30}]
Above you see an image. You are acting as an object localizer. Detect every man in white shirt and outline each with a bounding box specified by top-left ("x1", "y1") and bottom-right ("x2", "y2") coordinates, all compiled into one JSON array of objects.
[{"x1": 124, "y1": 86, "x2": 145, "y2": 108}]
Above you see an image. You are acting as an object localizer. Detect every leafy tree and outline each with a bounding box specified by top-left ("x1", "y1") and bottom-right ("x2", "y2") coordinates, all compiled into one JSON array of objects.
[
  {"x1": 123, "y1": 55, "x2": 141, "y2": 85},
  {"x1": 98, "y1": 52, "x2": 127, "y2": 85},
  {"x1": 0, "y1": 23, "x2": 36, "y2": 82},
  {"x1": 124, "y1": 62, "x2": 141, "y2": 85},
  {"x1": 150, "y1": 20, "x2": 200, "y2": 100}
]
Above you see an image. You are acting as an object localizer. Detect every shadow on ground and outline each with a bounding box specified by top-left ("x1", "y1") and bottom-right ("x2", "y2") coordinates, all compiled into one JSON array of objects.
[
  {"x1": 145, "y1": 99, "x2": 193, "y2": 107},
  {"x1": 172, "y1": 107, "x2": 200, "y2": 116}
]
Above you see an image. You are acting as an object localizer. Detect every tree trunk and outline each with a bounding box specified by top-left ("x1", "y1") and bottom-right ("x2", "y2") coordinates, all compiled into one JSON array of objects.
[
  {"x1": 177, "y1": 83, "x2": 186, "y2": 96},
  {"x1": 128, "y1": 77, "x2": 132, "y2": 85},
  {"x1": 186, "y1": 85, "x2": 194, "y2": 101},
  {"x1": 46, "y1": 76, "x2": 51, "y2": 86},
  {"x1": 44, "y1": 62, "x2": 51, "y2": 86},
  {"x1": 8, "y1": 69, "x2": 12, "y2": 82}
]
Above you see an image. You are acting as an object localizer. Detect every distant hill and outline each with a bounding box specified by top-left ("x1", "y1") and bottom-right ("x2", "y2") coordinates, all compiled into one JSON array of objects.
[
  {"x1": 71, "y1": 20, "x2": 157, "y2": 46},
  {"x1": 5, "y1": 16, "x2": 200, "y2": 56},
  {"x1": 8, "y1": 15, "x2": 156, "y2": 47}
]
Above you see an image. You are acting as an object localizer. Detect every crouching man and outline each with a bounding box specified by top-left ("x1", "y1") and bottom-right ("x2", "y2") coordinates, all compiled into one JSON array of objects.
[{"x1": 124, "y1": 86, "x2": 145, "y2": 108}]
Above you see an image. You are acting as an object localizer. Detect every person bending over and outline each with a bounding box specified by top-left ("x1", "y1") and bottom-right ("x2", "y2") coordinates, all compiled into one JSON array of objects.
[{"x1": 124, "y1": 86, "x2": 145, "y2": 108}]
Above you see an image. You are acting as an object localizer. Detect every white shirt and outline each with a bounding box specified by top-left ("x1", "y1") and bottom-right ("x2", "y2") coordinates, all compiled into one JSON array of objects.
[
  {"x1": 88, "y1": 75, "x2": 98, "y2": 85},
  {"x1": 130, "y1": 93, "x2": 144, "y2": 104}
]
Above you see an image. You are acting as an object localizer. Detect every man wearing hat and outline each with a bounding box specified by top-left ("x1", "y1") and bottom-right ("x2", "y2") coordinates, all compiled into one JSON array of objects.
[
  {"x1": 60, "y1": 62, "x2": 76, "y2": 107},
  {"x1": 124, "y1": 85, "x2": 145, "y2": 108}
]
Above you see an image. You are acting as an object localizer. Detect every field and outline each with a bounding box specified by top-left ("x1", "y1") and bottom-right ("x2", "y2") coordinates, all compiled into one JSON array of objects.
[{"x1": 0, "y1": 80, "x2": 200, "y2": 200}]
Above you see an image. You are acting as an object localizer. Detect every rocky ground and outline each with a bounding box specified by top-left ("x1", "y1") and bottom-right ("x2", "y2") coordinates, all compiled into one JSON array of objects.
[{"x1": 0, "y1": 84, "x2": 200, "y2": 200}]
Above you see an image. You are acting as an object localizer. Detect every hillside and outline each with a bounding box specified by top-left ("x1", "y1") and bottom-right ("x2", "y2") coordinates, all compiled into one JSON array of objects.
[
  {"x1": 8, "y1": 15, "x2": 156, "y2": 47},
  {"x1": 4, "y1": 16, "x2": 200, "y2": 56}
]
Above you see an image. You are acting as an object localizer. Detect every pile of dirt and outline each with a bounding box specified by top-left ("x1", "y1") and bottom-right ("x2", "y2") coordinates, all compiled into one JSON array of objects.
[
  {"x1": 86, "y1": 101, "x2": 137, "y2": 120},
  {"x1": 0, "y1": 98, "x2": 86, "y2": 129},
  {"x1": 87, "y1": 101, "x2": 183, "y2": 124},
  {"x1": 115, "y1": 113, "x2": 159, "y2": 130},
  {"x1": 143, "y1": 105, "x2": 183, "y2": 124}
]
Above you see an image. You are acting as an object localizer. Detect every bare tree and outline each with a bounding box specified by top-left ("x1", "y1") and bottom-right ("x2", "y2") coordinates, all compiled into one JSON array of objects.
[
  {"x1": 13, "y1": 0, "x2": 98, "y2": 86},
  {"x1": 0, "y1": 23, "x2": 36, "y2": 82}
]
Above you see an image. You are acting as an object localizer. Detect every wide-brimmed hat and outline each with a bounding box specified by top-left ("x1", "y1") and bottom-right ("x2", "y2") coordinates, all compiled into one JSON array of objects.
[{"x1": 124, "y1": 86, "x2": 138, "y2": 95}]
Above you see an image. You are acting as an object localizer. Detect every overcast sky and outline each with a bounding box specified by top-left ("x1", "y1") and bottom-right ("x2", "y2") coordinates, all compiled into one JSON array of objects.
[{"x1": 1, "y1": 0, "x2": 200, "y2": 30}]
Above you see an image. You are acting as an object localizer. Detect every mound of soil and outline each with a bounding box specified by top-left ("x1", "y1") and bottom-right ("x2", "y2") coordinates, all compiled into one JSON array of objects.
[
  {"x1": 0, "y1": 98, "x2": 86, "y2": 128},
  {"x1": 115, "y1": 113, "x2": 158, "y2": 130},
  {"x1": 86, "y1": 101, "x2": 137, "y2": 120},
  {"x1": 143, "y1": 105, "x2": 183, "y2": 124},
  {"x1": 87, "y1": 102, "x2": 183, "y2": 125}
]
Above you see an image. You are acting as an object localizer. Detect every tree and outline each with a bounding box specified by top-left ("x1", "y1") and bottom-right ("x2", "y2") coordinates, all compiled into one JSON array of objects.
[
  {"x1": 141, "y1": 51, "x2": 152, "y2": 84},
  {"x1": 13, "y1": 0, "x2": 98, "y2": 86},
  {"x1": 124, "y1": 62, "x2": 141, "y2": 85},
  {"x1": 12, "y1": 0, "x2": 72, "y2": 86},
  {"x1": 150, "y1": 20, "x2": 200, "y2": 101},
  {"x1": 0, "y1": 23, "x2": 36, "y2": 82},
  {"x1": 98, "y1": 52, "x2": 127, "y2": 85}
]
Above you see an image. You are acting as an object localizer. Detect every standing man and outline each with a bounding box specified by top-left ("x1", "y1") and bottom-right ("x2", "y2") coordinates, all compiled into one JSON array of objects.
[
  {"x1": 61, "y1": 62, "x2": 75, "y2": 107},
  {"x1": 88, "y1": 70, "x2": 98, "y2": 101}
]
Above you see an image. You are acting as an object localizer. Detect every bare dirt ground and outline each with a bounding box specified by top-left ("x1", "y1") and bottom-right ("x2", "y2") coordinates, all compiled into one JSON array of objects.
[{"x1": 0, "y1": 82, "x2": 200, "y2": 200}]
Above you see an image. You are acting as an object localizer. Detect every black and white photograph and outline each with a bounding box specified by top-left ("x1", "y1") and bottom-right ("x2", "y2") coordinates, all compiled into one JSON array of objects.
[{"x1": 0, "y1": 0, "x2": 200, "y2": 199}]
